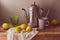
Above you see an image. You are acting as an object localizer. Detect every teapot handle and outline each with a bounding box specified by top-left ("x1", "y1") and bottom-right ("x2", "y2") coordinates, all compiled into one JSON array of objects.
[{"x1": 45, "y1": 21, "x2": 49, "y2": 26}]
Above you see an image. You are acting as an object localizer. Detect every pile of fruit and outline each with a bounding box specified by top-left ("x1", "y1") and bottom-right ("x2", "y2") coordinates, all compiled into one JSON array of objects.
[{"x1": 2, "y1": 23, "x2": 32, "y2": 33}]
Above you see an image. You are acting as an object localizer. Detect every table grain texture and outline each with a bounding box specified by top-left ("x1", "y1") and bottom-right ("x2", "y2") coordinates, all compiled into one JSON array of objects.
[{"x1": 0, "y1": 26, "x2": 60, "y2": 40}]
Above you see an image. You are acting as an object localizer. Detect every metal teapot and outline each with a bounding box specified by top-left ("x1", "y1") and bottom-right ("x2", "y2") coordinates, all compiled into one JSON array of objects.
[
  {"x1": 22, "y1": 2, "x2": 39, "y2": 27},
  {"x1": 22, "y1": 2, "x2": 49, "y2": 28}
]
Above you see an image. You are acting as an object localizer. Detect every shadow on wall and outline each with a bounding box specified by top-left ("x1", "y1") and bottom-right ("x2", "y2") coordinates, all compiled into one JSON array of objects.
[
  {"x1": 0, "y1": 4, "x2": 12, "y2": 24},
  {"x1": 42, "y1": 0, "x2": 60, "y2": 24},
  {"x1": 0, "y1": 12, "x2": 1, "y2": 25},
  {"x1": 48, "y1": 0, "x2": 60, "y2": 24},
  {"x1": 1, "y1": 4, "x2": 26, "y2": 25}
]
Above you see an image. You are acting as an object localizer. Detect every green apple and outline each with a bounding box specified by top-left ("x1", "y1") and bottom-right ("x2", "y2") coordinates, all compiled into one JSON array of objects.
[
  {"x1": 14, "y1": 27, "x2": 21, "y2": 33},
  {"x1": 2, "y1": 23, "x2": 9, "y2": 30}
]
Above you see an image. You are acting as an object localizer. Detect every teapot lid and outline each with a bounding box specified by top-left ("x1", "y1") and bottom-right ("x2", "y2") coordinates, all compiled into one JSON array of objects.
[{"x1": 31, "y1": 2, "x2": 38, "y2": 7}]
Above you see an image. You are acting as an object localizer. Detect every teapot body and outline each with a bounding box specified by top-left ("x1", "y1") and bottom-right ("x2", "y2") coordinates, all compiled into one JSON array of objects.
[{"x1": 27, "y1": 2, "x2": 39, "y2": 27}]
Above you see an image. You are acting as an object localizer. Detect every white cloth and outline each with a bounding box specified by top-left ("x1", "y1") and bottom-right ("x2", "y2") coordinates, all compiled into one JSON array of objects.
[{"x1": 7, "y1": 28, "x2": 38, "y2": 40}]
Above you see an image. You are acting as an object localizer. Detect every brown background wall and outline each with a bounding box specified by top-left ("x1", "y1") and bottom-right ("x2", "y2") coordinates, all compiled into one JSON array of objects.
[{"x1": 0, "y1": 0, "x2": 60, "y2": 25}]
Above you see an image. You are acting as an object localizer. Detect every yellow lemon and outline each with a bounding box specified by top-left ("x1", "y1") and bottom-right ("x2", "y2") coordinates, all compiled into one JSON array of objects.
[
  {"x1": 51, "y1": 19, "x2": 58, "y2": 25},
  {"x1": 20, "y1": 24, "x2": 27, "y2": 30},
  {"x1": 26, "y1": 26, "x2": 32, "y2": 32},
  {"x1": 14, "y1": 27, "x2": 21, "y2": 33},
  {"x1": 2, "y1": 23, "x2": 9, "y2": 30}
]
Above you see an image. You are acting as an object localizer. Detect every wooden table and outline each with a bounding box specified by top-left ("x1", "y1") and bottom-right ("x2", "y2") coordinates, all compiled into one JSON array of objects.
[{"x1": 1, "y1": 26, "x2": 60, "y2": 40}]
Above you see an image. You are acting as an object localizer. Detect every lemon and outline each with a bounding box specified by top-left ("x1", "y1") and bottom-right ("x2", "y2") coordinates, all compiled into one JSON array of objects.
[
  {"x1": 51, "y1": 19, "x2": 58, "y2": 25},
  {"x1": 26, "y1": 26, "x2": 32, "y2": 32},
  {"x1": 14, "y1": 27, "x2": 21, "y2": 33},
  {"x1": 20, "y1": 24, "x2": 27, "y2": 30},
  {"x1": 2, "y1": 23, "x2": 9, "y2": 30}
]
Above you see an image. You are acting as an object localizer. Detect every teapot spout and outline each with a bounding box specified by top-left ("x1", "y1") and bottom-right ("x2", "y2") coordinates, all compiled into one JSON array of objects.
[
  {"x1": 22, "y1": 8, "x2": 28, "y2": 17},
  {"x1": 22, "y1": 8, "x2": 26, "y2": 12},
  {"x1": 22, "y1": 8, "x2": 29, "y2": 23}
]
